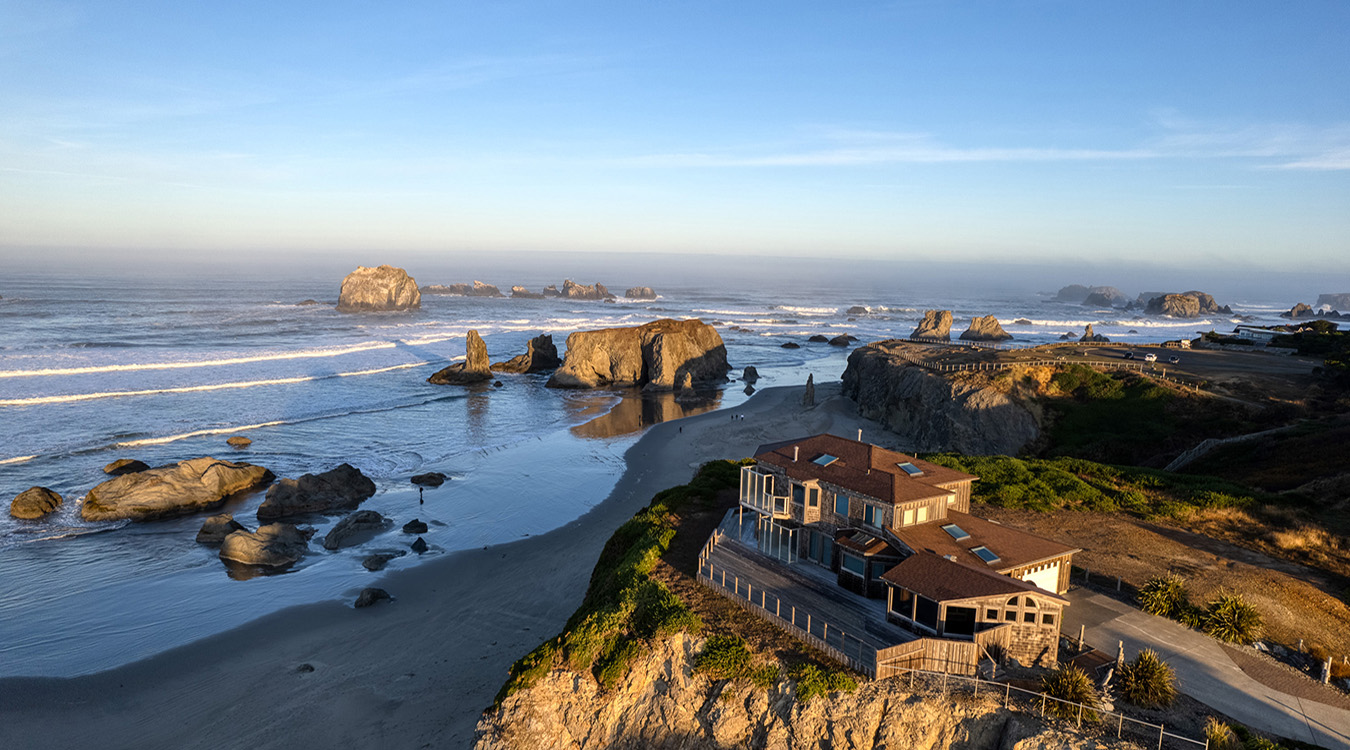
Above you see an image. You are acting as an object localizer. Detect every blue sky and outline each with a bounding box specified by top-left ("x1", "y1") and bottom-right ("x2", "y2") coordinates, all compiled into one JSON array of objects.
[{"x1": 2, "y1": 0, "x2": 1348, "y2": 270}]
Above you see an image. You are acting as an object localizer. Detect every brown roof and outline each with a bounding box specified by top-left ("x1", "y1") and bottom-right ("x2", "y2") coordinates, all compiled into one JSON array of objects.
[
  {"x1": 754, "y1": 434, "x2": 976, "y2": 507},
  {"x1": 888, "y1": 510, "x2": 1079, "y2": 573},
  {"x1": 880, "y1": 552, "x2": 1067, "y2": 603},
  {"x1": 834, "y1": 529, "x2": 898, "y2": 557}
]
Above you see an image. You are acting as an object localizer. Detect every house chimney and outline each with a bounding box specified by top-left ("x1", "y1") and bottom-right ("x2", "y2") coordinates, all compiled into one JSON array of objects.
[
  {"x1": 793, "y1": 446, "x2": 799, "y2": 462},
  {"x1": 857, "y1": 429, "x2": 862, "y2": 442}
]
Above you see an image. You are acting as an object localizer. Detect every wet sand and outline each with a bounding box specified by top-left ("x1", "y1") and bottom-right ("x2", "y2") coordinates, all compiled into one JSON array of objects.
[{"x1": 0, "y1": 382, "x2": 883, "y2": 749}]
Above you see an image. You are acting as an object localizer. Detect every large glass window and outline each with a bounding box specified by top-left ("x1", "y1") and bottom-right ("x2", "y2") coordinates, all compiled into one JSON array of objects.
[
  {"x1": 915, "y1": 596, "x2": 939, "y2": 629},
  {"x1": 890, "y1": 588, "x2": 913, "y2": 614},
  {"x1": 834, "y1": 493, "x2": 849, "y2": 516},
  {"x1": 916, "y1": 506, "x2": 928, "y2": 523},
  {"x1": 808, "y1": 487, "x2": 819, "y2": 508},
  {"x1": 863, "y1": 504, "x2": 880, "y2": 527},
  {"x1": 841, "y1": 553, "x2": 865, "y2": 576},
  {"x1": 902, "y1": 508, "x2": 914, "y2": 526},
  {"x1": 792, "y1": 484, "x2": 805, "y2": 505}
]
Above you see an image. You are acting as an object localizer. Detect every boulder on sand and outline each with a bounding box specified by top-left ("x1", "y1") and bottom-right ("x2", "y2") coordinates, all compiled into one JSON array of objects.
[
  {"x1": 428, "y1": 330, "x2": 494, "y2": 385},
  {"x1": 103, "y1": 458, "x2": 150, "y2": 476},
  {"x1": 322, "y1": 510, "x2": 386, "y2": 550},
  {"x1": 491, "y1": 334, "x2": 561, "y2": 374},
  {"x1": 335, "y1": 265, "x2": 421, "y2": 313},
  {"x1": 546, "y1": 319, "x2": 729, "y2": 391},
  {"x1": 256, "y1": 463, "x2": 376, "y2": 520},
  {"x1": 196, "y1": 513, "x2": 247, "y2": 545},
  {"x1": 910, "y1": 310, "x2": 953, "y2": 341},
  {"x1": 81, "y1": 457, "x2": 274, "y2": 522},
  {"x1": 362, "y1": 552, "x2": 403, "y2": 571},
  {"x1": 959, "y1": 315, "x2": 1013, "y2": 342},
  {"x1": 11, "y1": 487, "x2": 63, "y2": 520},
  {"x1": 219, "y1": 523, "x2": 310, "y2": 567},
  {"x1": 355, "y1": 588, "x2": 391, "y2": 608}
]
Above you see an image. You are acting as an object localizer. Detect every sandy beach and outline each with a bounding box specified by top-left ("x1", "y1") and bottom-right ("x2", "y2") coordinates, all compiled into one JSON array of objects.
[{"x1": 0, "y1": 382, "x2": 884, "y2": 749}]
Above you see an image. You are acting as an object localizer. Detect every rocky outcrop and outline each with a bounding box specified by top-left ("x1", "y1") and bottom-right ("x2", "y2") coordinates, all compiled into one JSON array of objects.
[
  {"x1": 102, "y1": 458, "x2": 150, "y2": 476},
  {"x1": 355, "y1": 588, "x2": 391, "y2": 607},
  {"x1": 802, "y1": 374, "x2": 815, "y2": 406},
  {"x1": 561, "y1": 280, "x2": 615, "y2": 301},
  {"x1": 541, "y1": 284, "x2": 561, "y2": 297},
  {"x1": 910, "y1": 310, "x2": 953, "y2": 340},
  {"x1": 780, "y1": 342, "x2": 800, "y2": 349},
  {"x1": 742, "y1": 366, "x2": 759, "y2": 383},
  {"x1": 624, "y1": 287, "x2": 656, "y2": 300},
  {"x1": 1082, "y1": 291, "x2": 1116, "y2": 308},
  {"x1": 846, "y1": 306, "x2": 868, "y2": 315},
  {"x1": 429, "y1": 330, "x2": 494, "y2": 384},
  {"x1": 196, "y1": 513, "x2": 247, "y2": 545},
  {"x1": 546, "y1": 319, "x2": 729, "y2": 390},
  {"x1": 1081, "y1": 324, "x2": 1110, "y2": 342},
  {"x1": 842, "y1": 341, "x2": 1039, "y2": 455},
  {"x1": 959, "y1": 315, "x2": 1013, "y2": 342},
  {"x1": 474, "y1": 632, "x2": 1120, "y2": 750},
  {"x1": 226, "y1": 436, "x2": 251, "y2": 447},
  {"x1": 322, "y1": 510, "x2": 386, "y2": 550},
  {"x1": 410, "y1": 472, "x2": 447, "y2": 487},
  {"x1": 1144, "y1": 291, "x2": 1230, "y2": 318},
  {"x1": 808, "y1": 334, "x2": 829, "y2": 343},
  {"x1": 828, "y1": 334, "x2": 858, "y2": 347},
  {"x1": 510, "y1": 286, "x2": 544, "y2": 299},
  {"x1": 1282, "y1": 303, "x2": 1315, "y2": 319},
  {"x1": 422, "y1": 281, "x2": 504, "y2": 297},
  {"x1": 1055, "y1": 284, "x2": 1092, "y2": 302},
  {"x1": 82, "y1": 458, "x2": 273, "y2": 522},
  {"x1": 256, "y1": 463, "x2": 376, "y2": 520},
  {"x1": 1317, "y1": 293, "x2": 1350, "y2": 310},
  {"x1": 11, "y1": 487, "x2": 62, "y2": 520},
  {"x1": 492, "y1": 334, "x2": 561, "y2": 374},
  {"x1": 219, "y1": 523, "x2": 310, "y2": 567},
  {"x1": 336, "y1": 265, "x2": 421, "y2": 312}
]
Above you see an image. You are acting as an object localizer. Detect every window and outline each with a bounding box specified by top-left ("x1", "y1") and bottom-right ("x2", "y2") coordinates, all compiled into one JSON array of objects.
[
  {"x1": 890, "y1": 588, "x2": 913, "y2": 614},
  {"x1": 941, "y1": 523, "x2": 971, "y2": 541},
  {"x1": 1007, "y1": 596, "x2": 1021, "y2": 606},
  {"x1": 970, "y1": 546, "x2": 1001, "y2": 565},
  {"x1": 1042, "y1": 614, "x2": 1055, "y2": 626},
  {"x1": 1004, "y1": 610, "x2": 1016, "y2": 621},
  {"x1": 902, "y1": 509, "x2": 914, "y2": 526},
  {"x1": 792, "y1": 484, "x2": 805, "y2": 505},
  {"x1": 896, "y1": 461, "x2": 924, "y2": 477},
  {"x1": 986, "y1": 608, "x2": 999, "y2": 620},
  {"x1": 834, "y1": 493, "x2": 849, "y2": 516},
  {"x1": 863, "y1": 504, "x2": 881, "y2": 527},
  {"x1": 1023, "y1": 611, "x2": 1036, "y2": 623},
  {"x1": 870, "y1": 560, "x2": 890, "y2": 578},
  {"x1": 808, "y1": 487, "x2": 819, "y2": 508},
  {"x1": 841, "y1": 554, "x2": 865, "y2": 576},
  {"x1": 812, "y1": 453, "x2": 839, "y2": 467},
  {"x1": 916, "y1": 506, "x2": 928, "y2": 523}
]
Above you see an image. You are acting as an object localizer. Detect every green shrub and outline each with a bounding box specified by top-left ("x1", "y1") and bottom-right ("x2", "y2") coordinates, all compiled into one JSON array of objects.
[
  {"x1": 1039, "y1": 665, "x2": 1099, "y2": 721},
  {"x1": 789, "y1": 662, "x2": 857, "y2": 703},
  {"x1": 694, "y1": 635, "x2": 780, "y2": 690},
  {"x1": 595, "y1": 637, "x2": 643, "y2": 691},
  {"x1": 1118, "y1": 648, "x2": 1177, "y2": 708},
  {"x1": 1205, "y1": 718, "x2": 1241, "y2": 750},
  {"x1": 1204, "y1": 593, "x2": 1264, "y2": 644},
  {"x1": 1138, "y1": 574, "x2": 1190, "y2": 618}
]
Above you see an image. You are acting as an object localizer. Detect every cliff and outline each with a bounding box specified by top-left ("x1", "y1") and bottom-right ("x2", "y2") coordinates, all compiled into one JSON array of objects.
[
  {"x1": 475, "y1": 633, "x2": 1115, "y2": 750},
  {"x1": 547, "y1": 319, "x2": 729, "y2": 390},
  {"x1": 336, "y1": 265, "x2": 421, "y2": 312},
  {"x1": 841, "y1": 341, "x2": 1040, "y2": 455}
]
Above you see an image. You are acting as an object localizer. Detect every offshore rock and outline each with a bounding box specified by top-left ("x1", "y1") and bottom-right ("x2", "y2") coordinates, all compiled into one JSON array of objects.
[
  {"x1": 1054, "y1": 283, "x2": 1091, "y2": 302},
  {"x1": 429, "y1": 330, "x2": 494, "y2": 384},
  {"x1": 546, "y1": 319, "x2": 729, "y2": 391},
  {"x1": 808, "y1": 334, "x2": 829, "y2": 343},
  {"x1": 910, "y1": 309, "x2": 953, "y2": 340},
  {"x1": 411, "y1": 472, "x2": 447, "y2": 487},
  {"x1": 82, "y1": 458, "x2": 273, "y2": 522},
  {"x1": 322, "y1": 510, "x2": 386, "y2": 550},
  {"x1": 1081, "y1": 324, "x2": 1110, "y2": 343},
  {"x1": 402, "y1": 518, "x2": 429, "y2": 534},
  {"x1": 219, "y1": 523, "x2": 309, "y2": 567},
  {"x1": 11, "y1": 487, "x2": 63, "y2": 520},
  {"x1": 1147, "y1": 293, "x2": 1201, "y2": 318},
  {"x1": 103, "y1": 458, "x2": 150, "y2": 476},
  {"x1": 842, "y1": 341, "x2": 1039, "y2": 455},
  {"x1": 829, "y1": 334, "x2": 858, "y2": 347},
  {"x1": 847, "y1": 305, "x2": 869, "y2": 315},
  {"x1": 492, "y1": 334, "x2": 561, "y2": 374},
  {"x1": 1316, "y1": 293, "x2": 1350, "y2": 310},
  {"x1": 541, "y1": 284, "x2": 561, "y2": 297},
  {"x1": 780, "y1": 341, "x2": 800, "y2": 349},
  {"x1": 742, "y1": 365, "x2": 759, "y2": 383},
  {"x1": 510, "y1": 286, "x2": 544, "y2": 299},
  {"x1": 561, "y1": 280, "x2": 615, "y2": 300},
  {"x1": 1282, "y1": 303, "x2": 1315, "y2": 319},
  {"x1": 256, "y1": 463, "x2": 376, "y2": 520},
  {"x1": 226, "y1": 436, "x2": 252, "y2": 447},
  {"x1": 474, "y1": 632, "x2": 1124, "y2": 750},
  {"x1": 624, "y1": 286, "x2": 657, "y2": 300},
  {"x1": 336, "y1": 265, "x2": 421, "y2": 312},
  {"x1": 196, "y1": 513, "x2": 247, "y2": 545},
  {"x1": 959, "y1": 315, "x2": 1013, "y2": 342},
  {"x1": 422, "y1": 281, "x2": 504, "y2": 297}
]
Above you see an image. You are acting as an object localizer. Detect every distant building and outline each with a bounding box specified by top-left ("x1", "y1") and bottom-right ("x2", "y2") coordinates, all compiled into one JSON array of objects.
[{"x1": 738, "y1": 433, "x2": 1078, "y2": 667}]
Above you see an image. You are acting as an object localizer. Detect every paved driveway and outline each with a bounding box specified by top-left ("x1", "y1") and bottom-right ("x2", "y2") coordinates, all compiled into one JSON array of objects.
[{"x1": 1064, "y1": 589, "x2": 1350, "y2": 749}]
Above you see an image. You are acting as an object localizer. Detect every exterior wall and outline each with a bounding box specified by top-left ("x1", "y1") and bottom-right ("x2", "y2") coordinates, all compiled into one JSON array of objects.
[
  {"x1": 891, "y1": 496, "x2": 948, "y2": 529},
  {"x1": 1006, "y1": 621, "x2": 1059, "y2": 668},
  {"x1": 937, "y1": 480, "x2": 973, "y2": 514},
  {"x1": 1003, "y1": 554, "x2": 1074, "y2": 595},
  {"x1": 888, "y1": 587, "x2": 1063, "y2": 669}
]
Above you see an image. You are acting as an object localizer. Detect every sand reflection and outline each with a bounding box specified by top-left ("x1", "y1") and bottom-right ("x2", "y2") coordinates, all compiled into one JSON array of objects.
[{"x1": 570, "y1": 388, "x2": 724, "y2": 439}]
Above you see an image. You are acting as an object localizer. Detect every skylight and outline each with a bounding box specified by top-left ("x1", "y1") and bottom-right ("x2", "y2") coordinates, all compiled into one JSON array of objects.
[
  {"x1": 812, "y1": 454, "x2": 839, "y2": 467},
  {"x1": 941, "y1": 523, "x2": 970, "y2": 541},
  {"x1": 970, "y1": 546, "x2": 1001, "y2": 565},
  {"x1": 897, "y1": 461, "x2": 924, "y2": 477}
]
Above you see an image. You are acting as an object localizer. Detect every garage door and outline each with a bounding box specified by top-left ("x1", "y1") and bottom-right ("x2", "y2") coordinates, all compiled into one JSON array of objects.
[{"x1": 1021, "y1": 564, "x2": 1059, "y2": 593}]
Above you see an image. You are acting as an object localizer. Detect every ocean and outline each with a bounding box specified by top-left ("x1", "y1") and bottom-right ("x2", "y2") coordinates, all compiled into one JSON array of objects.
[{"x1": 0, "y1": 265, "x2": 1296, "y2": 677}]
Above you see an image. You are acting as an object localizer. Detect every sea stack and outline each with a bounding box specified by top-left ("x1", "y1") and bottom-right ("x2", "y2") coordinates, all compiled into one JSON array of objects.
[
  {"x1": 429, "y1": 330, "x2": 495, "y2": 384},
  {"x1": 336, "y1": 265, "x2": 421, "y2": 312},
  {"x1": 910, "y1": 310, "x2": 953, "y2": 341},
  {"x1": 959, "y1": 315, "x2": 1013, "y2": 342},
  {"x1": 491, "y1": 334, "x2": 561, "y2": 374},
  {"x1": 546, "y1": 319, "x2": 729, "y2": 390}
]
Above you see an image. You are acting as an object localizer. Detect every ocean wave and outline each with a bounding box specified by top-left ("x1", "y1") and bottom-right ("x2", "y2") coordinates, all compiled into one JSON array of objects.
[
  {"x1": 0, "y1": 362, "x2": 436, "y2": 407},
  {"x1": 0, "y1": 454, "x2": 37, "y2": 465},
  {"x1": 0, "y1": 341, "x2": 403, "y2": 379},
  {"x1": 772, "y1": 305, "x2": 837, "y2": 315}
]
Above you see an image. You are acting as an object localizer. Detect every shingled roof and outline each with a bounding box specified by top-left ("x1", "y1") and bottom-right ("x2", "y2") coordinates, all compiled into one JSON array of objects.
[
  {"x1": 754, "y1": 434, "x2": 975, "y2": 506},
  {"x1": 880, "y1": 551, "x2": 1068, "y2": 603},
  {"x1": 887, "y1": 509, "x2": 1078, "y2": 573}
]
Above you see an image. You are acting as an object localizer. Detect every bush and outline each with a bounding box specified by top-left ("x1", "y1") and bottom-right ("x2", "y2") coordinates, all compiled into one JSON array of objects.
[
  {"x1": 1118, "y1": 648, "x2": 1177, "y2": 708},
  {"x1": 694, "y1": 635, "x2": 778, "y2": 690},
  {"x1": 1138, "y1": 574, "x2": 1190, "y2": 618},
  {"x1": 1204, "y1": 718, "x2": 1241, "y2": 750},
  {"x1": 789, "y1": 662, "x2": 857, "y2": 703},
  {"x1": 1204, "y1": 592, "x2": 1263, "y2": 644},
  {"x1": 1040, "y1": 665, "x2": 1099, "y2": 721}
]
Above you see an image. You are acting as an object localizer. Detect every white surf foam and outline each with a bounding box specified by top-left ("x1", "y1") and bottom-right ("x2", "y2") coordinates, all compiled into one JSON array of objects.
[{"x1": 0, "y1": 341, "x2": 402, "y2": 379}]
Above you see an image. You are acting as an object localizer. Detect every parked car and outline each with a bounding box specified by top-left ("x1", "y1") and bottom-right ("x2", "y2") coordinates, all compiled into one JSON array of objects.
[
  {"x1": 1168, "y1": 355, "x2": 1181, "y2": 364},
  {"x1": 1123, "y1": 351, "x2": 1134, "y2": 360},
  {"x1": 1144, "y1": 353, "x2": 1158, "y2": 362}
]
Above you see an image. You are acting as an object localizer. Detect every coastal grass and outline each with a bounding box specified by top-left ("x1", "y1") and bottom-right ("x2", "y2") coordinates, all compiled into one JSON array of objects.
[
  {"x1": 493, "y1": 459, "x2": 748, "y2": 706},
  {"x1": 1117, "y1": 649, "x2": 1177, "y2": 708},
  {"x1": 694, "y1": 635, "x2": 778, "y2": 689},
  {"x1": 922, "y1": 453, "x2": 1285, "y2": 522},
  {"x1": 1039, "y1": 664, "x2": 1100, "y2": 721},
  {"x1": 787, "y1": 662, "x2": 858, "y2": 703}
]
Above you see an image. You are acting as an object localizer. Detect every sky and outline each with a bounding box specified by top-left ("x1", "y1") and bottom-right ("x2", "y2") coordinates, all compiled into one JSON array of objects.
[{"x1": 1, "y1": 0, "x2": 1348, "y2": 274}]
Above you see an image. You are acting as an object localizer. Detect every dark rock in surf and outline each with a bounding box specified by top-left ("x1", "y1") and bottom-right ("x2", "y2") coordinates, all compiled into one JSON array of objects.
[
  {"x1": 219, "y1": 523, "x2": 310, "y2": 567},
  {"x1": 355, "y1": 588, "x2": 391, "y2": 608},
  {"x1": 846, "y1": 306, "x2": 868, "y2": 315},
  {"x1": 83, "y1": 457, "x2": 273, "y2": 522},
  {"x1": 103, "y1": 458, "x2": 150, "y2": 476},
  {"x1": 742, "y1": 366, "x2": 759, "y2": 383},
  {"x1": 411, "y1": 537, "x2": 428, "y2": 554},
  {"x1": 196, "y1": 513, "x2": 247, "y2": 545},
  {"x1": 625, "y1": 287, "x2": 657, "y2": 300},
  {"x1": 1081, "y1": 324, "x2": 1110, "y2": 343},
  {"x1": 11, "y1": 487, "x2": 63, "y2": 520},
  {"x1": 362, "y1": 552, "x2": 402, "y2": 571},
  {"x1": 492, "y1": 334, "x2": 561, "y2": 374},
  {"x1": 256, "y1": 463, "x2": 376, "y2": 520},
  {"x1": 322, "y1": 510, "x2": 386, "y2": 550},
  {"x1": 226, "y1": 436, "x2": 252, "y2": 448},
  {"x1": 808, "y1": 335, "x2": 829, "y2": 343},
  {"x1": 780, "y1": 342, "x2": 800, "y2": 349},
  {"x1": 561, "y1": 280, "x2": 615, "y2": 300},
  {"x1": 295, "y1": 299, "x2": 321, "y2": 306},
  {"x1": 428, "y1": 330, "x2": 493, "y2": 385},
  {"x1": 959, "y1": 315, "x2": 1013, "y2": 342},
  {"x1": 402, "y1": 518, "x2": 428, "y2": 534},
  {"x1": 410, "y1": 472, "x2": 447, "y2": 487}
]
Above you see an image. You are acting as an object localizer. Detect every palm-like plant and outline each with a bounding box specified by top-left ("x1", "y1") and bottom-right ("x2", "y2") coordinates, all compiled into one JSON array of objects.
[
  {"x1": 1118, "y1": 648, "x2": 1177, "y2": 707},
  {"x1": 1138, "y1": 574, "x2": 1189, "y2": 618},
  {"x1": 1040, "y1": 664, "x2": 1099, "y2": 721},
  {"x1": 1203, "y1": 592, "x2": 1263, "y2": 644}
]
